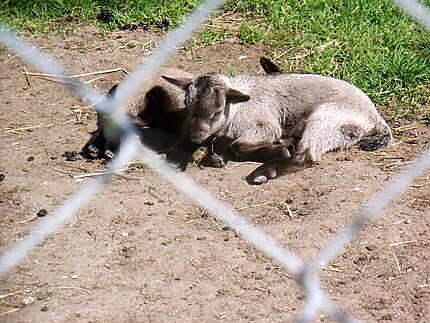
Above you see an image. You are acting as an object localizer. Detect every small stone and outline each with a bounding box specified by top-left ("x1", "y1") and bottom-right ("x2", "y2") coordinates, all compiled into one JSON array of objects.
[
  {"x1": 37, "y1": 209, "x2": 48, "y2": 217},
  {"x1": 22, "y1": 296, "x2": 35, "y2": 305},
  {"x1": 285, "y1": 198, "x2": 293, "y2": 204},
  {"x1": 121, "y1": 246, "x2": 135, "y2": 258},
  {"x1": 380, "y1": 313, "x2": 392, "y2": 320},
  {"x1": 155, "y1": 18, "x2": 170, "y2": 29},
  {"x1": 0, "y1": 174, "x2": 4, "y2": 182},
  {"x1": 40, "y1": 305, "x2": 49, "y2": 312},
  {"x1": 366, "y1": 245, "x2": 377, "y2": 251},
  {"x1": 97, "y1": 10, "x2": 114, "y2": 23},
  {"x1": 62, "y1": 151, "x2": 78, "y2": 161},
  {"x1": 27, "y1": 156, "x2": 35, "y2": 162}
]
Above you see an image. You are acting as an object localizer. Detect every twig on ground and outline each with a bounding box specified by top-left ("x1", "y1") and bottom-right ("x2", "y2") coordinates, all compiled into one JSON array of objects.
[
  {"x1": 389, "y1": 240, "x2": 418, "y2": 247},
  {"x1": 113, "y1": 40, "x2": 152, "y2": 53},
  {"x1": 237, "y1": 201, "x2": 275, "y2": 211},
  {"x1": 51, "y1": 167, "x2": 75, "y2": 178},
  {"x1": 0, "y1": 308, "x2": 19, "y2": 317},
  {"x1": 84, "y1": 76, "x2": 103, "y2": 84},
  {"x1": 393, "y1": 253, "x2": 401, "y2": 272},
  {"x1": 4, "y1": 123, "x2": 55, "y2": 133},
  {"x1": 22, "y1": 68, "x2": 128, "y2": 80},
  {"x1": 322, "y1": 267, "x2": 343, "y2": 273},
  {"x1": 73, "y1": 171, "x2": 111, "y2": 179},
  {"x1": 57, "y1": 286, "x2": 90, "y2": 294},
  {"x1": 23, "y1": 66, "x2": 31, "y2": 87},
  {"x1": 19, "y1": 214, "x2": 39, "y2": 224},
  {"x1": 289, "y1": 39, "x2": 337, "y2": 61},
  {"x1": 73, "y1": 168, "x2": 128, "y2": 180},
  {"x1": 2, "y1": 47, "x2": 47, "y2": 64},
  {"x1": 393, "y1": 123, "x2": 418, "y2": 132},
  {"x1": 0, "y1": 290, "x2": 24, "y2": 299},
  {"x1": 226, "y1": 161, "x2": 260, "y2": 171},
  {"x1": 283, "y1": 203, "x2": 295, "y2": 217}
]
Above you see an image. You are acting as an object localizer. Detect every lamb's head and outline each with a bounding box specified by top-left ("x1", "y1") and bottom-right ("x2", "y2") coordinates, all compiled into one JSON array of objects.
[{"x1": 162, "y1": 73, "x2": 250, "y2": 144}]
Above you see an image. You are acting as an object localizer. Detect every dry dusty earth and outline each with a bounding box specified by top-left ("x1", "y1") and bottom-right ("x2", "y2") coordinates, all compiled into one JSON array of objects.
[{"x1": 0, "y1": 25, "x2": 429, "y2": 322}]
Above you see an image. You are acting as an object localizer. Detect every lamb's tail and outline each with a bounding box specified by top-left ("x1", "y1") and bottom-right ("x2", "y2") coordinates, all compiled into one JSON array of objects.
[{"x1": 358, "y1": 120, "x2": 392, "y2": 151}]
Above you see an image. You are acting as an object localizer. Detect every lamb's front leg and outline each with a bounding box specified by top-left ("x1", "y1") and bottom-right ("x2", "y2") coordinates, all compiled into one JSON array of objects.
[
  {"x1": 230, "y1": 140, "x2": 291, "y2": 162},
  {"x1": 246, "y1": 158, "x2": 305, "y2": 184},
  {"x1": 165, "y1": 135, "x2": 201, "y2": 171}
]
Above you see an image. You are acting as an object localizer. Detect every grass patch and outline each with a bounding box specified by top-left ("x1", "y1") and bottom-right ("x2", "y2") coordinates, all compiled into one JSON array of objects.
[
  {"x1": 1, "y1": 0, "x2": 429, "y2": 118},
  {"x1": 227, "y1": 0, "x2": 430, "y2": 109},
  {"x1": 0, "y1": 0, "x2": 202, "y2": 32}
]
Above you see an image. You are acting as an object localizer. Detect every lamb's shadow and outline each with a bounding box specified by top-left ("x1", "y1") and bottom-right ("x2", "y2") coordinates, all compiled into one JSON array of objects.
[{"x1": 80, "y1": 124, "x2": 199, "y2": 169}]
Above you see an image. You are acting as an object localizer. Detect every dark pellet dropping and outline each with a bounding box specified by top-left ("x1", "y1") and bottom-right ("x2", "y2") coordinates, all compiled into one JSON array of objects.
[
  {"x1": 0, "y1": 174, "x2": 4, "y2": 182},
  {"x1": 62, "y1": 151, "x2": 78, "y2": 161},
  {"x1": 27, "y1": 156, "x2": 35, "y2": 162},
  {"x1": 40, "y1": 305, "x2": 49, "y2": 312},
  {"x1": 97, "y1": 10, "x2": 114, "y2": 23},
  {"x1": 37, "y1": 209, "x2": 48, "y2": 217}
]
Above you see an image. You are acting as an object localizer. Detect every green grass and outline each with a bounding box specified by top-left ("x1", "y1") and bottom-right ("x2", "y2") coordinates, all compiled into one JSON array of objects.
[
  {"x1": 227, "y1": 0, "x2": 430, "y2": 110},
  {"x1": 0, "y1": 0, "x2": 201, "y2": 31},
  {"x1": 1, "y1": 0, "x2": 429, "y2": 119}
]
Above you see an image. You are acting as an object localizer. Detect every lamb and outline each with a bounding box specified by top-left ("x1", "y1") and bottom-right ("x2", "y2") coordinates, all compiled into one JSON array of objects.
[
  {"x1": 81, "y1": 59, "x2": 281, "y2": 162},
  {"x1": 81, "y1": 67, "x2": 194, "y2": 159},
  {"x1": 163, "y1": 61, "x2": 392, "y2": 184}
]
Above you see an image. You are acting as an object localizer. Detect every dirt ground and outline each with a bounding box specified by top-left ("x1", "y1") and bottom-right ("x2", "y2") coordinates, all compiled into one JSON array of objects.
[{"x1": 0, "y1": 25, "x2": 429, "y2": 322}]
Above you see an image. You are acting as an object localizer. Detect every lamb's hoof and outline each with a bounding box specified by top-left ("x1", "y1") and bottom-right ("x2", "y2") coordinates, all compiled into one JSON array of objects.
[
  {"x1": 166, "y1": 149, "x2": 190, "y2": 172},
  {"x1": 246, "y1": 165, "x2": 278, "y2": 185},
  {"x1": 104, "y1": 149, "x2": 115, "y2": 160},
  {"x1": 247, "y1": 175, "x2": 268, "y2": 185},
  {"x1": 167, "y1": 161, "x2": 187, "y2": 172},
  {"x1": 81, "y1": 144, "x2": 100, "y2": 159},
  {"x1": 209, "y1": 155, "x2": 226, "y2": 168},
  {"x1": 282, "y1": 147, "x2": 291, "y2": 158}
]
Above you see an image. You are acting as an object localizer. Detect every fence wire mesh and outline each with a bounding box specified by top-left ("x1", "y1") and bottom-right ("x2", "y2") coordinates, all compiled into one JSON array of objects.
[{"x1": 0, "y1": 0, "x2": 429, "y2": 321}]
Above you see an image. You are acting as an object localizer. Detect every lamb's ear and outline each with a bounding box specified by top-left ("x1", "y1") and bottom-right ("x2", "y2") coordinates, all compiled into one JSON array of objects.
[
  {"x1": 259, "y1": 57, "x2": 281, "y2": 74},
  {"x1": 162, "y1": 75, "x2": 193, "y2": 90},
  {"x1": 226, "y1": 88, "x2": 250, "y2": 104}
]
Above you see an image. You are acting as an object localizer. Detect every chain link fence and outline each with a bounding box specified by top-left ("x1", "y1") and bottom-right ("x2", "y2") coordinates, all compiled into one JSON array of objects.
[{"x1": 1, "y1": 0, "x2": 429, "y2": 321}]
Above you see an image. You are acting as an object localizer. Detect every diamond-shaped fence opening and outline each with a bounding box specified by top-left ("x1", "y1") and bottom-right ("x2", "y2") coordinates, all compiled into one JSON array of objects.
[{"x1": 0, "y1": 0, "x2": 429, "y2": 321}]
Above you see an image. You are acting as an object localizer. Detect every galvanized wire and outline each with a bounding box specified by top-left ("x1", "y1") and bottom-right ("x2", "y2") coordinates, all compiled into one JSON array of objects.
[{"x1": 0, "y1": 0, "x2": 429, "y2": 321}]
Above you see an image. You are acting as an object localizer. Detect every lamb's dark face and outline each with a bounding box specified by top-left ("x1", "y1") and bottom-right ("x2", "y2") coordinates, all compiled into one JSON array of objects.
[
  {"x1": 162, "y1": 73, "x2": 250, "y2": 144},
  {"x1": 185, "y1": 76, "x2": 229, "y2": 144}
]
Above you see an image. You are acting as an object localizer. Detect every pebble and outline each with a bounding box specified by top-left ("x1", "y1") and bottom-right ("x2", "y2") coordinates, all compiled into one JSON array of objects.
[
  {"x1": 97, "y1": 10, "x2": 114, "y2": 23},
  {"x1": 62, "y1": 151, "x2": 78, "y2": 161},
  {"x1": 40, "y1": 305, "x2": 49, "y2": 312},
  {"x1": 27, "y1": 156, "x2": 35, "y2": 162},
  {"x1": 37, "y1": 209, "x2": 48, "y2": 217},
  {"x1": 365, "y1": 245, "x2": 377, "y2": 251},
  {"x1": 0, "y1": 174, "x2": 4, "y2": 182}
]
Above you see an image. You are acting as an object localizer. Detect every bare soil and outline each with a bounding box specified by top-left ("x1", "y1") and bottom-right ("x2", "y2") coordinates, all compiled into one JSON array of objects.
[{"x1": 0, "y1": 25, "x2": 429, "y2": 322}]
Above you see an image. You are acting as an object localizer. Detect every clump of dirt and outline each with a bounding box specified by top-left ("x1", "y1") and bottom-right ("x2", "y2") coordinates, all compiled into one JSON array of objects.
[{"x1": 0, "y1": 25, "x2": 428, "y2": 322}]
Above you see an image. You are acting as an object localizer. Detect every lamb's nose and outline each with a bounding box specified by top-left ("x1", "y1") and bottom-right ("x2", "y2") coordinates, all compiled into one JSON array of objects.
[{"x1": 190, "y1": 132, "x2": 206, "y2": 144}]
